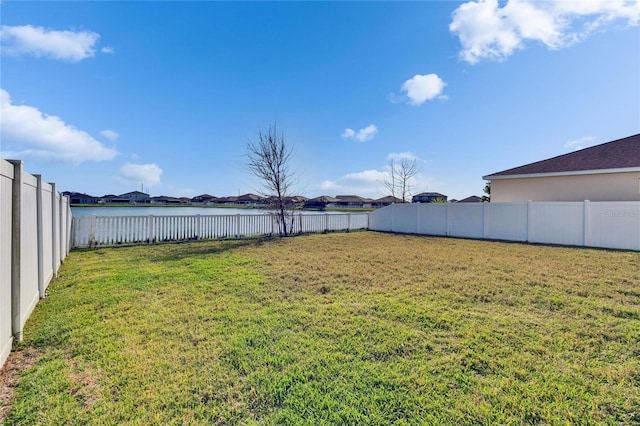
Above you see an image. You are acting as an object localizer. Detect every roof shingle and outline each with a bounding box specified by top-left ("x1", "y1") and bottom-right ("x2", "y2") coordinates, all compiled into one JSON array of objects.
[{"x1": 485, "y1": 134, "x2": 640, "y2": 178}]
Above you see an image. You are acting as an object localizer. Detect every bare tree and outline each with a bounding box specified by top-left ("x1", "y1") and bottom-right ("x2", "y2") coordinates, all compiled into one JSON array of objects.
[
  {"x1": 383, "y1": 158, "x2": 419, "y2": 203},
  {"x1": 246, "y1": 123, "x2": 296, "y2": 236}
]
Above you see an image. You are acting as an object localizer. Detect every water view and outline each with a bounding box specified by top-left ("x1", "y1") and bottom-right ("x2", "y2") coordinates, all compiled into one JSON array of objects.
[{"x1": 71, "y1": 206, "x2": 348, "y2": 217}]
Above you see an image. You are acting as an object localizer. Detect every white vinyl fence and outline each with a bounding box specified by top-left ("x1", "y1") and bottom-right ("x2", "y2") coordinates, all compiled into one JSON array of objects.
[
  {"x1": 71, "y1": 212, "x2": 369, "y2": 248},
  {"x1": 1, "y1": 160, "x2": 72, "y2": 368},
  {"x1": 369, "y1": 201, "x2": 640, "y2": 251}
]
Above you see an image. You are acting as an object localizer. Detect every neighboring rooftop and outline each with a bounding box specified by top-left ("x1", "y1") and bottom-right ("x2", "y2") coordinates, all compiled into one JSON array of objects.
[
  {"x1": 457, "y1": 195, "x2": 482, "y2": 203},
  {"x1": 484, "y1": 133, "x2": 640, "y2": 178},
  {"x1": 413, "y1": 192, "x2": 447, "y2": 197}
]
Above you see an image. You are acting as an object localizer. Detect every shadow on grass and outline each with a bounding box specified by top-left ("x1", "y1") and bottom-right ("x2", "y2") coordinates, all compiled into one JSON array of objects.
[
  {"x1": 74, "y1": 232, "x2": 337, "y2": 262},
  {"x1": 133, "y1": 237, "x2": 287, "y2": 263}
]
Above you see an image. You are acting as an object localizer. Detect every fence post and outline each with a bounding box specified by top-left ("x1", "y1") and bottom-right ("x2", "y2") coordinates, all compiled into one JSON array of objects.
[
  {"x1": 446, "y1": 203, "x2": 451, "y2": 236},
  {"x1": 325, "y1": 213, "x2": 329, "y2": 233},
  {"x1": 298, "y1": 213, "x2": 303, "y2": 235},
  {"x1": 482, "y1": 202, "x2": 489, "y2": 239},
  {"x1": 583, "y1": 200, "x2": 591, "y2": 247},
  {"x1": 66, "y1": 199, "x2": 72, "y2": 255},
  {"x1": 391, "y1": 204, "x2": 395, "y2": 233},
  {"x1": 147, "y1": 215, "x2": 154, "y2": 243},
  {"x1": 89, "y1": 215, "x2": 97, "y2": 248},
  {"x1": 236, "y1": 214, "x2": 241, "y2": 239},
  {"x1": 61, "y1": 195, "x2": 67, "y2": 253},
  {"x1": 196, "y1": 214, "x2": 201, "y2": 240},
  {"x1": 35, "y1": 175, "x2": 45, "y2": 299},
  {"x1": 347, "y1": 213, "x2": 351, "y2": 232},
  {"x1": 270, "y1": 213, "x2": 275, "y2": 237},
  {"x1": 9, "y1": 160, "x2": 23, "y2": 341},
  {"x1": 50, "y1": 183, "x2": 59, "y2": 277},
  {"x1": 527, "y1": 200, "x2": 534, "y2": 243}
]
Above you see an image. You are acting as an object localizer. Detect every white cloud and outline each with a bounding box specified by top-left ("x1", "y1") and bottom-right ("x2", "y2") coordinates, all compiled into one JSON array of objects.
[
  {"x1": 400, "y1": 74, "x2": 447, "y2": 106},
  {"x1": 450, "y1": 0, "x2": 640, "y2": 64},
  {"x1": 101, "y1": 46, "x2": 114, "y2": 54},
  {"x1": 319, "y1": 167, "x2": 437, "y2": 200},
  {"x1": 341, "y1": 124, "x2": 378, "y2": 142},
  {"x1": 388, "y1": 152, "x2": 419, "y2": 162},
  {"x1": 317, "y1": 152, "x2": 436, "y2": 199},
  {"x1": 0, "y1": 25, "x2": 100, "y2": 61},
  {"x1": 0, "y1": 88, "x2": 118, "y2": 164},
  {"x1": 319, "y1": 169, "x2": 388, "y2": 198},
  {"x1": 100, "y1": 129, "x2": 120, "y2": 141},
  {"x1": 564, "y1": 135, "x2": 595, "y2": 151},
  {"x1": 116, "y1": 163, "x2": 163, "y2": 187}
]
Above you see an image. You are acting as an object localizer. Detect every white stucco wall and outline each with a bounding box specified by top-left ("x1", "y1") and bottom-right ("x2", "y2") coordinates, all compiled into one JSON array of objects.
[{"x1": 490, "y1": 171, "x2": 640, "y2": 202}]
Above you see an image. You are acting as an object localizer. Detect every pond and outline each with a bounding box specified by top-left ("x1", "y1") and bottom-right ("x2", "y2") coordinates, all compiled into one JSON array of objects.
[{"x1": 71, "y1": 206, "x2": 347, "y2": 217}]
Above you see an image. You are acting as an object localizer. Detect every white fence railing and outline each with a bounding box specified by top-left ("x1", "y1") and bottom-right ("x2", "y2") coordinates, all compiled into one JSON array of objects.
[
  {"x1": 369, "y1": 201, "x2": 640, "y2": 251},
  {"x1": 1, "y1": 159, "x2": 72, "y2": 368},
  {"x1": 71, "y1": 213, "x2": 370, "y2": 248}
]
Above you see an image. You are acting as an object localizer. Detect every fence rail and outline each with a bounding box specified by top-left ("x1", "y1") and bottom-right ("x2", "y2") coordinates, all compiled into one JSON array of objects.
[{"x1": 71, "y1": 213, "x2": 370, "y2": 248}]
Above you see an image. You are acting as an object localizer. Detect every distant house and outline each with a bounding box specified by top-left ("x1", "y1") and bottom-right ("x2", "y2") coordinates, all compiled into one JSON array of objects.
[
  {"x1": 290, "y1": 195, "x2": 308, "y2": 206},
  {"x1": 237, "y1": 193, "x2": 264, "y2": 206},
  {"x1": 64, "y1": 192, "x2": 99, "y2": 204},
  {"x1": 335, "y1": 195, "x2": 373, "y2": 208},
  {"x1": 220, "y1": 196, "x2": 239, "y2": 205},
  {"x1": 412, "y1": 192, "x2": 447, "y2": 203},
  {"x1": 483, "y1": 134, "x2": 640, "y2": 202},
  {"x1": 100, "y1": 194, "x2": 129, "y2": 204},
  {"x1": 304, "y1": 195, "x2": 339, "y2": 209},
  {"x1": 372, "y1": 196, "x2": 404, "y2": 207},
  {"x1": 150, "y1": 195, "x2": 182, "y2": 204},
  {"x1": 120, "y1": 191, "x2": 150, "y2": 204},
  {"x1": 191, "y1": 194, "x2": 219, "y2": 204},
  {"x1": 456, "y1": 196, "x2": 483, "y2": 203}
]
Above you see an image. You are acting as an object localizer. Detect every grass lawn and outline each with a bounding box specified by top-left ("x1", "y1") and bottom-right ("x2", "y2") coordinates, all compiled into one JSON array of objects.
[{"x1": 2, "y1": 232, "x2": 639, "y2": 425}]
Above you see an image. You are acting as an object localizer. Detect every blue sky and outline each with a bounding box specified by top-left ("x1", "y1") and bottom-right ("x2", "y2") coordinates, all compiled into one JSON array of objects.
[{"x1": 1, "y1": 1, "x2": 639, "y2": 200}]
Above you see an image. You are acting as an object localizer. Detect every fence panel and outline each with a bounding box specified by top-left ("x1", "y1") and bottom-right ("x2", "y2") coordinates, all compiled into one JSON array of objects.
[
  {"x1": 19, "y1": 171, "x2": 40, "y2": 334},
  {"x1": 0, "y1": 161, "x2": 14, "y2": 367},
  {"x1": 369, "y1": 201, "x2": 639, "y2": 251},
  {"x1": 529, "y1": 202, "x2": 584, "y2": 246},
  {"x1": 449, "y1": 204, "x2": 484, "y2": 239},
  {"x1": 589, "y1": 202, "x2": 640, "y2": 250},
  {"x1": 369, "y1": 206, "x2": 393, "y2": 231},
  {"x1": 39, "y1": 180, "x2": 54, "y2": 293},
  {"x1": 348, "y1": 213, "x2": 369, "y2": 230},
  {"x1": 485, "y1": 202, "x2": 528, "y2": 242},
  {"x1": 392, "y1": 204, "x2": 418, "y2": 234},
  {"x1": 61, "y1": 195, "x2": 71, "y2": 257},
  {"x1": 70, "y1": 212, "x2": 370, "y2": 248},
  {"x1": 52, "y1": 186, "x2": 61, "y2": 277},
  {"x1": 416, "y1": 204, "x2": 448, "y2": 236}
]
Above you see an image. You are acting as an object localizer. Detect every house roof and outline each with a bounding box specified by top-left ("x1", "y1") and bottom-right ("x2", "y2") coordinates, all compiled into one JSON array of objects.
[
  {"x1": 373, "y1": 196, "x2": 404, "y2": 204},
  {"x1": 413, "y1": 192, "x2": 447, "y2": 198},
  {"x1": 307, "y1": 195, "x2": 339, "y2": 203},
  {"x1": 238, "y1": 193, "x2": 262, "y2": 201},
  {"x1": 191, "y1": 194, "x2": 218, "y2": 201},
  {"x1": 484, "y1": 134, "x2": 640, "y2": 179},
  {"x1": 151, "y1": 195, "x2": 181, "y2": 202},
  {"x1": 120, "y1": 191, "x2": 149, "y2": 197},
  {"x1": 335, "y1": 195, "x2": 373, "y2": 203},
  {"x1": 457, "y1": 195, "x2": 482, "y2": 203}
]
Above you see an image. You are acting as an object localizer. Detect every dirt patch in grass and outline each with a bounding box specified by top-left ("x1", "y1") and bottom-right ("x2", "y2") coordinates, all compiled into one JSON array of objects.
[{"x1": 0, "y1": 348, "x2": 39, "y2": 421}]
